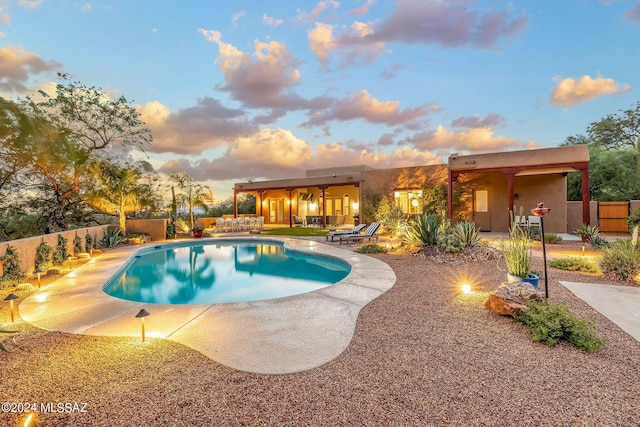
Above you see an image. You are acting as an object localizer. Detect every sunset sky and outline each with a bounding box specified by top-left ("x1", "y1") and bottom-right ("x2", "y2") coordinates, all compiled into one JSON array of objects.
[{"x1": 1, "y1": 0, "x2": 639, "y2": 200}]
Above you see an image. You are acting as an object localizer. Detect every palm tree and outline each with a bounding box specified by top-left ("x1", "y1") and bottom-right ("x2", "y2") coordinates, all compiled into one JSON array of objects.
[{"x1": 170, "y1": 172, "x2": 213, "y2": 229}]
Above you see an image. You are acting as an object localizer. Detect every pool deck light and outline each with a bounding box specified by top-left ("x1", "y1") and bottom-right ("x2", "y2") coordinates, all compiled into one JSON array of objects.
[{"x1": 461, "y1": 284, "x2": 472, "y2": 294}]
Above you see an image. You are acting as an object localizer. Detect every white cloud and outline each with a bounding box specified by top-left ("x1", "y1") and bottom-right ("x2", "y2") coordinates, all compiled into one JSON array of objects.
[
  {"x1": 18, "y1": 0, "x2": 43, "y2": 9},
  {"x1": 296, "y1": 1, "x2": 340, "y2": 24},
  {"x1": 263, "y1": 14, "x2": 283, "y2": 28},
  {"x1": 0, "y1": 46, "x2": 61, "y2": 94},
  {"x1": 231, "y1": 10, "x2": 246, "y2": 26}
]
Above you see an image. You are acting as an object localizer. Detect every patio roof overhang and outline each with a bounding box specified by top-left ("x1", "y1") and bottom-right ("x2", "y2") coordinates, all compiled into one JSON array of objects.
[{"x1": 446, "y1": 145, "x2": 591, "y2": 226}]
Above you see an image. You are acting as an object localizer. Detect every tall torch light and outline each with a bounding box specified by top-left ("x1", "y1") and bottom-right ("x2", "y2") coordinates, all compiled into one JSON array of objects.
[{"x1": 531, "y1": 202, "x2": 551, "y2": 298}]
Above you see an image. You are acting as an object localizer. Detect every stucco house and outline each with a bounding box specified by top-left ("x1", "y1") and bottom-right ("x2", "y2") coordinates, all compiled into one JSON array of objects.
[{"x1": 232, "y1": 145, "x2": 590, "y2": 233}]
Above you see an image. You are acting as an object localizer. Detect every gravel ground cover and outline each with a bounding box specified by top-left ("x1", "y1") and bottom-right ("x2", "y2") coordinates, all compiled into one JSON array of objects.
[{"x1": 1, "y1": 240, "x2": 639, "y2": 426}]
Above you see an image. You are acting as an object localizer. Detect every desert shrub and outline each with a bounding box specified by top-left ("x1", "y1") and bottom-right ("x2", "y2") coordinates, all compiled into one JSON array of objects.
[
  {"x1": 73, "y1": 235, "x2": 83, "y2": 255},
  {"x1": 374, "y1": 197, "x2": 408, "y2": 236},
  {"x1": 550, "y1": 257, "x2": 599, "y2": 273},
  {"x1": 437, "y1": 229, "x2": 465, "y2": 253},
  {"x1": 589, "y1": 235, "x2": 609, "y2": 250},
  {"x1": 0, "y1": 245, "x2": 26, "y2": 288},
  {"x1": 500, "y1": 234, "x2": 532, "y2": 279},
  {"x1": 85, "y1": 232, "x2": 94, "y2": 252},
  {"x1": 52, "y1": 234, "x2": 69, "y2": 265},
  {"x1": 454, "y1": 221, "x2": 482, "y2": 247},
  {"x1": 99, "y1": 227, "x2": 125, "y2": 248},
  {"x1": 34, "y1": 241, "x2": 53, "y2": 272},
  {"x1": 401, "y1": 213, "x2": 442, "y2": 246},
  {"x1": 598, "y1": 239, "x2": 640, "y2": 281},
  {"x1": 355, "y1": 243, "x2": 387, "y2": 254},
  {"x1": 514, "y1": 301, "x2": 603, "y2": 353},
  {"x1": 575, "y1": 224, "x2": 600, "y2": 242},
  {"x1": 544, "y1": 233, "x2": 563, "y2": 244}
]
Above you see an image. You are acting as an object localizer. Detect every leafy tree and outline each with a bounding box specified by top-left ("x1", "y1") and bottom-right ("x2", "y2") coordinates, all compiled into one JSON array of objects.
[
  {"x1": 237, "y1": 194, "x2": 256, "y2": 214},
  {"x1": 86, "y1": 159, "x2": 159, "y2": 234},
  {"x1": 564, "y1": 135, "x2": 640, "y2": 201},
  {"x1": 588, "y1": 100, "x2": 640, "y2": 174},
  {"x1": 170, "y1": 172, "x2": 212, "y2": 229},
  {"x1": 0, "y1": 74, "x2": 152, "y2": 234}
]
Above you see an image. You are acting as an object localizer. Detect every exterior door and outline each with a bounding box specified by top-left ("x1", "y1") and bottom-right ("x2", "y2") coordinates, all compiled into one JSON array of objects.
[{"x1": 473, "y1": 189, "x2": 491, "y2": 231}]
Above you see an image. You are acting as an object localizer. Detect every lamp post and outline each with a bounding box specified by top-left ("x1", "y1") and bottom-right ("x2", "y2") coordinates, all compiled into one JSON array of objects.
[
  {"x1": 135, "y1": 309, "x2": 150, "y2": 342},
  {"x1": 4, "y1": 293, "x2": 19, "y2": 322},
  {"x1": 531, "y1": 202, "x2": 551, "y2": 298}
]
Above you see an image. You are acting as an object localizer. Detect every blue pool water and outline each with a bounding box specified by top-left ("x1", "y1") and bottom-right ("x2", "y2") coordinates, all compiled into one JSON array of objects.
[{"x1": 103, "y1": 240, "x2": 351, "y2": 304}]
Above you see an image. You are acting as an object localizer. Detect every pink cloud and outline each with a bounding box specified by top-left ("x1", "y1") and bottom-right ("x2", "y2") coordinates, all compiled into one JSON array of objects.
[
  {"x1": 296, "y1": 1, "x2": 340, "y2": 24},
  {"x1": 310, "y1": 0, "x2": 527, "y2": 66},
  {"x1": 348, "y1": 0, "x2": 375, "y2": 16},
  {"x1": 302, "y1": 90, "x2": 437, "y2": 127},
  {"x1": 625, "y1": 2, "x2": 640, "y2": 22},
  {"x1": 0, "y1": 46, "x2": 61, "y2": 93},
  {"x1": 451, "y1": 112, "x2": 507, "y2": 129},
  {"x1": 138, "y1": 98, "x2": 258, "y2": 155},
  {"x1": 403, "y1": 125, "x2": 528, "y2": 153},
  {"x1": 550, "y1": 75, "x2": 631, "y2": 107}
]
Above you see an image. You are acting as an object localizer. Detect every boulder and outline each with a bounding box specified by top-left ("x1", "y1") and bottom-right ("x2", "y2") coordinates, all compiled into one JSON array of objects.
[{"x1": 485, "y1": 281, "x2": 545, "y2": 316}]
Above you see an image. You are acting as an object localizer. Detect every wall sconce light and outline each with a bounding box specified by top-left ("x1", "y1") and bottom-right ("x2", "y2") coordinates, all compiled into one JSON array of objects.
[
  {"x1": 394, "y1": 191, "x2": 400, "y2": 198},
  {"x1": 4, "y1": 293, "x2": 19, "y2": 322},
  {"x1": 408, "y1": 191, "x2": 413, "y2": 198},
  {"x1": 135, "y1": 308, "x2": 151, "y2": 342},
  {"x1": 514, "y1": 193, "x2": 519, "y2": 200},
  {"x1": 262, "y1": 200, "x2": 267, "y2": 206},
  {"x1": 418, "y1": 190, "x2": 423, "y2": 197},
  {"x1": 352, "y1": 202, "x2": 359, "y2": 210},
  {"x1": 310, "y1": 202, "x2": 317, "y2": 210}
]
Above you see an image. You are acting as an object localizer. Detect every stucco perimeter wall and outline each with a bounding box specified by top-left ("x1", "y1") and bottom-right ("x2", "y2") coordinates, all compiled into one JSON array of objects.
[
  {"x1": 127, "y1": 219, "x2": 167, "y2": 242},
  {"x1": 567, "y1": 201, "x2": 599, "y2": 233},
  {"x1": 0, "y1": 225, "x2": 109, "y2": 277}
]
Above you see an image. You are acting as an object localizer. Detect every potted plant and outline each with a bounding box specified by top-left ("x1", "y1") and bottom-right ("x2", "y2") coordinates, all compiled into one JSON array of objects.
[
  {"x1": 500, "y1": 231, "x2": 539, "y2": 286},
  {"x1": 192, "y1": 225, "x2": 204, "y2": 238}
]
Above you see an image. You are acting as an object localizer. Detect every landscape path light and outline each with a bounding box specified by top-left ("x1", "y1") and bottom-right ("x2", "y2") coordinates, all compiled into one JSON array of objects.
[
  {"x1": 4, "y1": 293, "x2": 20, "y2": 322},
  {"x1": 34, "y1": 267, "x2": 45, "y2": 288},
  {"x1": 135, "y1": 308, "x2": 151, "y2": 342},
  {"x1": 531, "y1": 202, "x2": 551, "y2": 299}
]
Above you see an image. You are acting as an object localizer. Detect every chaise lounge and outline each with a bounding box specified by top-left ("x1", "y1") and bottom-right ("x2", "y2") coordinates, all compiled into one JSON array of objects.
[
  {"x1": 339, "y1": 222, "x2": 381, "y2": 245},
  {"x1": 325, "y1": 223, "x2": 367, "y2": 241}
]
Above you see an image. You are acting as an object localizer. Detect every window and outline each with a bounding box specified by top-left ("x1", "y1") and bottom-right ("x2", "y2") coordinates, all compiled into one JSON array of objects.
[
  {"x1": 394, "y1": 189, "x2": 422, "y2": 214},
  {"x1": 474, "y1": 190, "x2": 488, "y2": 213}
]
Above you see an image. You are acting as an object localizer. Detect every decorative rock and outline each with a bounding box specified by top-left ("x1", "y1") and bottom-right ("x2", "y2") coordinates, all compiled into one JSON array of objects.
[{"x1": 485, "y1": 281, "x2": 545, "y2": 316}]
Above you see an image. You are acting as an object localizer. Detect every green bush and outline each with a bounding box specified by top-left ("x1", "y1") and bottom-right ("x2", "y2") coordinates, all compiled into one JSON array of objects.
[
  {"x1": 52, "y1": 234, "x2": 69, "y2": 265},
  {"x1": 85, "y1": 232, "x2": 95, "y2": 253},
  {"x1": 598, "y1": 239, "x2": 640, "y2": 281},
  {"x1": 454, "y1": 221, "x2": 482, "y2": 247},
  {"x1": 0, "y1": 245, "x2": 26, "y2": 288},
  {"x1": 514, "y1": 301, "x2": 603, "y2": 353},
  {"x1": 355, "y1": 243, "x2": 387, "y2": 254},
  {"x1": 73, "y1": 235, "x2": 83, "y2": 255},
  {"x1": 550, "y1": 257, "x2": 599, "y2": 273},
  {"x1": 590, "y1": 235, "x2": 609, "y2": 250},
  {"x1": 544, "y1": 233, "x2": 563, "y2": 244},
  {"x1": 402, "y1": 213, "x2": 441, "y2": 246},
  {"x1": 374, "y1": 197, "x2": 408, "y2": 236},
  {"x1": 34, "y1": 241, "x2": 53, "y2": 272}
]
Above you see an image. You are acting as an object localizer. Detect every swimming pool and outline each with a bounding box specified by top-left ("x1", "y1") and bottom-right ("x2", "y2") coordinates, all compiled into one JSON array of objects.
[{"x1": 103, "y1": 240, "x2": 351, "y2": 304}]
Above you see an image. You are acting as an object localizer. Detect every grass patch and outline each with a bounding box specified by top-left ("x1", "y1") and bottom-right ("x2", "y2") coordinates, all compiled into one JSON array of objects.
[
  {"x1": 260, "y1": 227, "x2": 328, "y2": 236},
  {"x1": 550, "y1": 257, "x2": 600, "y2": 273}
]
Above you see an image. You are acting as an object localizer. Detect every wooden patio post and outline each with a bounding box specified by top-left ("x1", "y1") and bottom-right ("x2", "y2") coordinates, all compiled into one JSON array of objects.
[{"x1": 581, "y1": 168, "x2": 590, "y2": 226}]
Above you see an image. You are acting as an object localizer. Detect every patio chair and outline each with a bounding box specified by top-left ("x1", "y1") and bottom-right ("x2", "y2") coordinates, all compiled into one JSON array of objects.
[
  {"x1": 326, "y1": 223, "x2": 367, "y2": 241},
  {"x1": 339, "y1": 222, "x2": 381, "y2": 245},
  {"x1": 293, "y1": 215, "x2": 305, "y2": 227},
  {"x1": 527, "y1": 215, "x2": 541, "y2": 228}
]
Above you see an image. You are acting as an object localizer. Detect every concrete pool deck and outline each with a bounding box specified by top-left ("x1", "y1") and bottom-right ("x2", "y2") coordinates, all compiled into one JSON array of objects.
[{"x1": 19, "y1": 236, "x2": 396, "y2": 375}]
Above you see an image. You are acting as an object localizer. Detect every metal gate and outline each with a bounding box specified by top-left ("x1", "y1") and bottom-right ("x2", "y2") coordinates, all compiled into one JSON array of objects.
[{"x1": 598, "y1": 201, "x2": 629, "y2": 233}]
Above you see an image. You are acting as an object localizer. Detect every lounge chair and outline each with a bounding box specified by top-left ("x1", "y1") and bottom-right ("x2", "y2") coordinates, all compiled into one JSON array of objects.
[
  {"x1": 326, "y1": 223, "x2": 367, "y2": 241},
  {"x1": 339, "y1": 222, "x2": 381, "y2": 245}
]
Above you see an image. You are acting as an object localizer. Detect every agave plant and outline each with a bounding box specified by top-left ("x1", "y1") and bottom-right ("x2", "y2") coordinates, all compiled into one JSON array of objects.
[
  {"x1": 454, "y1": 221, "x2": 482, "y2": 247},
  {"x1": 98, "y1": 227, "x2": 125, "y2": 248},
  {"x1": 402, "y1": 213, "x2": 442, "y2": 246}
]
